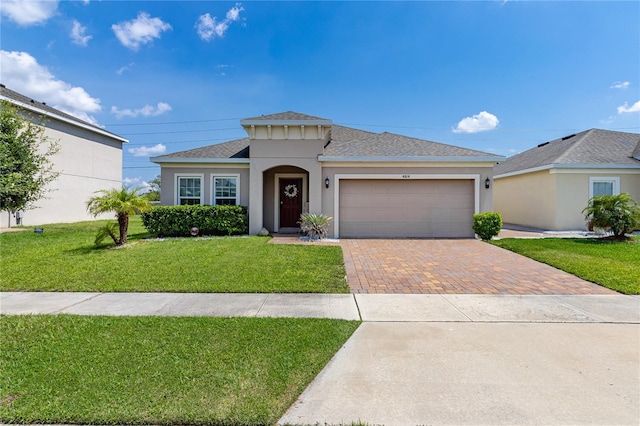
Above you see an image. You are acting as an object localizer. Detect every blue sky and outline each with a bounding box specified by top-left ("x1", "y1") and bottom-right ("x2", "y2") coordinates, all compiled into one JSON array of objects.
[{"x1": 1, "y1": 0, "x2": 639, "y2": 188}]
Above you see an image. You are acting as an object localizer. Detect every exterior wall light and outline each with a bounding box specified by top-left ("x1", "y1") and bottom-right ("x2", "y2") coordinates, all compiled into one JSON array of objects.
[
  {"x1": 485, "y1": 177, "x2": 491, "y2": 189},
  {"x1": 325, "y1": 177, "x2": 330, "y2": 188}
]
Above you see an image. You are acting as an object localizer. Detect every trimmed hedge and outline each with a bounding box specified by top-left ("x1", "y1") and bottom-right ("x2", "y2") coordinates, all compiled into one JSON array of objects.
[
  {"x1": 472, "y1": 211, "x2": 502, "y2": 241},
  {"x1": 141, "y1": 205, "x2": 248, "y2": 237}
]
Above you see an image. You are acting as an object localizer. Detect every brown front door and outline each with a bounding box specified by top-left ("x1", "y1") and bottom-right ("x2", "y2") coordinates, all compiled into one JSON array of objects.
[{"x1": 280, "y1": 178, "x2": 303, "y2": 228}]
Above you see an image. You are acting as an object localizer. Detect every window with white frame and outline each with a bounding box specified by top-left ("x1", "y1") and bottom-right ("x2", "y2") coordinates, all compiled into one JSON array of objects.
[
  {"x1": 177, "y1": 176, "x2": 202, "y2": 205},
  {"x1": 589, "y1": 177, "x2": 620, "y2": 199},
  {"x1": 212, "y1": 176, "x2": 239, "y2": 205}
]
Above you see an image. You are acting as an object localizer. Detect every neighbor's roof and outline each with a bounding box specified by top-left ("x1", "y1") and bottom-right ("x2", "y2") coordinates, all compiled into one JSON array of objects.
[
  {"x1": 0, "y1": 84, "x2": 127, "y2": 143},
  {"x1": 494, "y1": 129, "x2": 640, "y2": 177},
  {"x1": 153, "y1": 112, "x2": 503, "y2": 163}
]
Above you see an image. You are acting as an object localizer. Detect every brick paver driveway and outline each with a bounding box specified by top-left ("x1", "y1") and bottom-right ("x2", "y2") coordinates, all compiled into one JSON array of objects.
[{"x1": 340, "y1": 239, "x2": 616, "y2": 295}]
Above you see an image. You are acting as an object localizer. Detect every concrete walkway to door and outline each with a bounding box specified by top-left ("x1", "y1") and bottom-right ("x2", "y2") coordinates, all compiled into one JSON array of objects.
[{"x1": 340, "y1": 239, "x2": 616, "y2": 295}]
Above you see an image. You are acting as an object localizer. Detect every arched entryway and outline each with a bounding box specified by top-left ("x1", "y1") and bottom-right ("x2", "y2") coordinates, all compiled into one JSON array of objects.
[{"x1": 263, "y1": 166, "x2": 309, "y2": 233}]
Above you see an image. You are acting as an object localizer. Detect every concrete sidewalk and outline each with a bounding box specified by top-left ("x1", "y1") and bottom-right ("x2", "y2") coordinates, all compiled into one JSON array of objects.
[{"x1": 1, "y1": 292, "x2": 639, "y2": 323}]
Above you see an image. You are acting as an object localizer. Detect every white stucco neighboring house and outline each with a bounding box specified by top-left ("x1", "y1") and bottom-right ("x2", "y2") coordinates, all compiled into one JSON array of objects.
[
  {"x1": 152, "y1": 112, "x2": 504, "y2": 238},
  {"x1": 1, "y1": 84, "x2": 127, "y2": 227},
  {"x1": 494, "y1": 129, "x2": 640, "y2": 231}
]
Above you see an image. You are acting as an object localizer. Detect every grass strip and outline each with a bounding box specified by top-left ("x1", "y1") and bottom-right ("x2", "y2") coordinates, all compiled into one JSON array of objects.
[
  {"x1": 0, "y1": 218, "x2": 348, "y2": 293},
  {"x1": 0, "y1": 315, "x2": 360, "y2": 425},
  {"x1": 491, "y1": 237, "x2": 640, "y2": 294}
]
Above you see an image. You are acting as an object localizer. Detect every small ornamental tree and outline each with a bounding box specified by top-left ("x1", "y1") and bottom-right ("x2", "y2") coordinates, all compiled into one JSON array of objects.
[
  {"x1": 87, "y1": 186, "x2": 151, "y2": 246},
  {"x1": 472, "y1": 212, "x2": 503, "y2": 241},
  {"x1": 0, "y1": 100, "x2": 60, "y2": 227},
  {"x1": 582, "y1": 193, "x2": 640, "y2": 239}
]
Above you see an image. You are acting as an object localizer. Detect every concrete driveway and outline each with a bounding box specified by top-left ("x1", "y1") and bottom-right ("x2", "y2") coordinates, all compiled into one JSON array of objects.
[{"x1": 340, "y1": 239, "x2": 616, "y2": 294}]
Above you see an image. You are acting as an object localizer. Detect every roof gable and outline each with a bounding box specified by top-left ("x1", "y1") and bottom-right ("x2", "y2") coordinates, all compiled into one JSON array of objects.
[
  {"x1": 495, "y1": 128, "x2": 640, "y2": 176},
  {"x1": 242, "y1": 111, "x2": 330, "y2": 121}
]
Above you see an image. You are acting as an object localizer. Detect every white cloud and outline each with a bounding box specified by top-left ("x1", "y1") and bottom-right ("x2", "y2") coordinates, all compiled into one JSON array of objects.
[
  {"x1": 0, "y1": 0, "x2": 58, "y2": 26},
  {"x1": 196, "y1": 3, "x2": 244, "y2": 42},
  {"x1": 610, "y1": 81, "x2": 630, "y2": 90},
  {"x1": 116, "y1": 63, "x2": 135, "y2": 75},
  {"x1": 0, "y1": 50, "x2": 101, "y2": 124},
  {"x1": 111, "y1": 102, "x2": 172, "y2": 119},
  {"x1": 70, "y1": 20, "x2": 92, "y2": 46},
  {"x1": 123, "y1": 176, "x2": 152, "y2": 190},
  {"x1": 452, "y1": 111, "x2": 499, "y2": 134},
  {"x1": 111, "y1": 12, "x2": 172, "y2": 51},
  {"x1": 128, "y1": 144, "x2": 167, "y2": 157},
  {"x1": 617, "y1": 100, "x2": 640, "y2": 114}
]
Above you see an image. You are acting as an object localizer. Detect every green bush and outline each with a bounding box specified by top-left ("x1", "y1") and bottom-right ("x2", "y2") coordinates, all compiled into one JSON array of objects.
[
  {"x1": 473, "y1": 211, "x2": 502, "y2": 241},
  {"x1": 141, "y1": 205, "x2": 248, "y2": 237},
  {"x1": 583, "y1": 193, "x2": 640, "y2": 237}
]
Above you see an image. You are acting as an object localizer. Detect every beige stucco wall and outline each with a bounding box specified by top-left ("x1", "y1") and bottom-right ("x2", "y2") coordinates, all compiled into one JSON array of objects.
[
  {"x1": 1, "y1": 118, "x2": 123, "y2": 227},
  {"x1": 160, "y1": 165, "x2": 250, "y2": 206},
  {"x1": 495, "y1": 169, "x2": 640, "y2": 230}
]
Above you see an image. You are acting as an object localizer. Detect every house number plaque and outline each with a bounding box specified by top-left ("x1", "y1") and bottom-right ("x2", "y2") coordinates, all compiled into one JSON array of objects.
[{"x1": 402, "y1": 174, "x2": 411, "y2": 179}]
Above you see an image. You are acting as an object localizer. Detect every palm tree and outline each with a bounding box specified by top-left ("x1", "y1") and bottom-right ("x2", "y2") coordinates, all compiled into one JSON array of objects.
[
  {"x1": 87, "y1": 186, "x2": 151, "y2": 245},
  {"x1": 582, "y1": 193, "x2": 640, "y2": 239}
]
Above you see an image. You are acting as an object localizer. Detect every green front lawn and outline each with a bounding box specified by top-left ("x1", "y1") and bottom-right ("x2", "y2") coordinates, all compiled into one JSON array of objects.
[
  {"x1": 0, "y1": 217, "x2": 348, "y2": 293},
  {"x1": 491, "y1": 237, "x2": 640, "y2": 294},
  {"x1": 0, "y1": 315, "x2": 360, "y2": 425}
]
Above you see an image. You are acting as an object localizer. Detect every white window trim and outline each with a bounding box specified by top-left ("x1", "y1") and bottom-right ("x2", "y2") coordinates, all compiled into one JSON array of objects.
[
  {"x1": 332, "y1": 173, "x2": 480, "y2": 239},
  {"x1": 589, "y1": 176, "x2": 620, "y2": 199},
  {"x1": 211, "y1": 174, "x2": 240, "y2": 206},
  {"x1": 175, "y1": 173, "x2": 204, "y2": 205},
  {"x1": 274, "y1": 173, "x2": 308, "y2": 230}
]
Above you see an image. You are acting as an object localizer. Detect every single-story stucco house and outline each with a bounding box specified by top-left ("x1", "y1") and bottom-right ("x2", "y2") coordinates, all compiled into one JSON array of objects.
[
  {"x1": 0, "y1": 84, "x2": 127, "y2": 227},
  {"x1": 494, "y1": 128, "x2": 640, "y2": 231},
  {"x1": 152, "y1": 112, "x2": 504, "y2": 238}
]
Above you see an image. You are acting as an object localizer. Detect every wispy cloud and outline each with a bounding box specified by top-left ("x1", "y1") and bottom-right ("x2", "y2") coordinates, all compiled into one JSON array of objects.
[
  {"x1": 116, "y1": 63, "x2": 135, "y2": 75},
  {"x1": 0, "y1": 50, "x2": 101, "y2": 124},
  {"x1": 452, "y1": 111, "x2": 499, "y2": 133},
  {"x1": 111, "y1": 12, "x2": 172, "y2": 51},
  {"x1": 617, "y1": 100, "x2": 640, "y2": 114},
  {"x1": 128, "y1": 144, "x2": 167, "y2": 157},
  {"x1": 0, "y1": 0, "x2": 58, "y2": 26},
  {"x1": 610, "y1": 81, "x2": 630, "y2": 90},
  {"x1": 196, "y1": 3, "x2": 244, "y2": 42},
  {"x1": 70, "y1": 20, "x2": 92, "y2": 46},
  {"x1": 111, "y1": 102, "x2": 172, "y2": 119}
]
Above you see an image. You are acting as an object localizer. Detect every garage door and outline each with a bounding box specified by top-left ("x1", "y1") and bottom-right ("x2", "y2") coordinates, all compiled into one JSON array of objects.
[{"x1": 339, "y1": 179, "x2": 475, "y2": 238}]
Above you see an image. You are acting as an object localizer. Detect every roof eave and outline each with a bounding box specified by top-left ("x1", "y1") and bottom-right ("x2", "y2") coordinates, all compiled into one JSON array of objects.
[
  {"x1": 151, "y1": 157, "x2": 250, "y2": 164},
  {"x1": 495, "y1": 162, "x2": 640, "y2": 179},
  {"x1": 240, "y1": 119, "x2": 332, "y2": 127},
  {"x1": 1, "y1": 95, "x2": 129, "y2": 143},
  {"x1": 318, "y1": 155, "x2": 505, "y2": 163}
]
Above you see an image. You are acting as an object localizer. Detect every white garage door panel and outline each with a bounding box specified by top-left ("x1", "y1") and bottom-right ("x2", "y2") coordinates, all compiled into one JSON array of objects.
[{"x1": 339, "y1": 179, "x2": 474, "y2": 238}]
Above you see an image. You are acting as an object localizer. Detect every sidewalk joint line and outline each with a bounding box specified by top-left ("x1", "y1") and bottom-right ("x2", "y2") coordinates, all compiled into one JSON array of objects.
[
  {"x1": 440, "y1": 294, "x2": 474, "y2": 322},
  {"x1": 352, "y1": 294, "x2": 363, "y2": 321},
  {"x1": 53, "y1": 292, "x2": 104, "y2": 314}
]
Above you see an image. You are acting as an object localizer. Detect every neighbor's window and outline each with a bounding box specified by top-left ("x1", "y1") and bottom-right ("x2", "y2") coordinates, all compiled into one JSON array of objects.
[
  {"x1": 177, "y1": 176, "x2": 202, "y2": 205},
  {"x1": 213, "y1": 176, "x2": 239, "y2": 205},
  {"x1": 589, "y1": 177, "x2": 620, "y2": 199}
]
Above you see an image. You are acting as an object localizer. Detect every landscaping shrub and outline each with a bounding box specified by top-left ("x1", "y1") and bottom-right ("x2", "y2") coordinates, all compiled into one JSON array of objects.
[
  {"x1": 582, "y1": 193, "x2": 640, "y2": 238},
  {"x1": 298, "y1": 212, "x2": 332, "y2": 240},
  {"x1": 473, "y1": 211, "x2": 502, "y2": 241},
  {"x1": 141, "y1": 205, "x2": 248, "y2": 237}
]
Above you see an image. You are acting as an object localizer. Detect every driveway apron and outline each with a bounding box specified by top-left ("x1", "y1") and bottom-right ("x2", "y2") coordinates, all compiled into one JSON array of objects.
[{"x1": 340, "y1": 239, "x2": 616, "y2": 294}]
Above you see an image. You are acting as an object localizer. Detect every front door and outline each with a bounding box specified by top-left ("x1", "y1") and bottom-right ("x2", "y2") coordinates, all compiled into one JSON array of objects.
[{"x1": 279, "y1": 178, "x2": 303, "y2": 228}]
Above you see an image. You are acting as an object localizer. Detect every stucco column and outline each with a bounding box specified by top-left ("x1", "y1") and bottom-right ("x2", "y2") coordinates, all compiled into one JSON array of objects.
[
  {"x1": 249, "y1": 163, "x2": 263, "y2": 235},
  {"x1": 308, "y1": 164, "x2": 323, "y2": 215}
]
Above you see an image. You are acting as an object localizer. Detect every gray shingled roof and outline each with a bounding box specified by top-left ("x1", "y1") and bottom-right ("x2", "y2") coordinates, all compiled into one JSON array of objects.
[
  {"x1": 243, "y1": 111, "x2": 329, "y2": 121},
  {"x1": 495, "y1": 129, "x2": 640, "y2": 176},
  {"x1": 0, "y1": 84, "x2": 124, "y2": 140},
  {"x1": 326, "y1": 125, "x2": 497, "y2": 157},
  {"x1": 157, "y1": 114, "x2": 502, "y2": 161}
]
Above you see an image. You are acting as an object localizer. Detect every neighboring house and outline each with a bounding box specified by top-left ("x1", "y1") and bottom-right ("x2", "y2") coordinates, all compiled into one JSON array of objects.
[
  {"x1": 152, "y1": 112, "x2": 504, "y2": 238},
  {"x1": 494, "y1": 129, "x2": 640, "y2": 231},
  {"x1": 0, "y1": 84, "x2": 127, "y2": 226}
]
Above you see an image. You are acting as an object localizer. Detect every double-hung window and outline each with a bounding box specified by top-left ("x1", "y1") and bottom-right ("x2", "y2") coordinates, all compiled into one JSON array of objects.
[
  {"x1": 212, "y1": 175, "x2": 239, "y2": 205},
  {"x1": 177, "y1": 175, "x2": 203, "y2": 205},
  {"x1": 589, "y1": 177, "x2": 620, "y2": 199}
]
